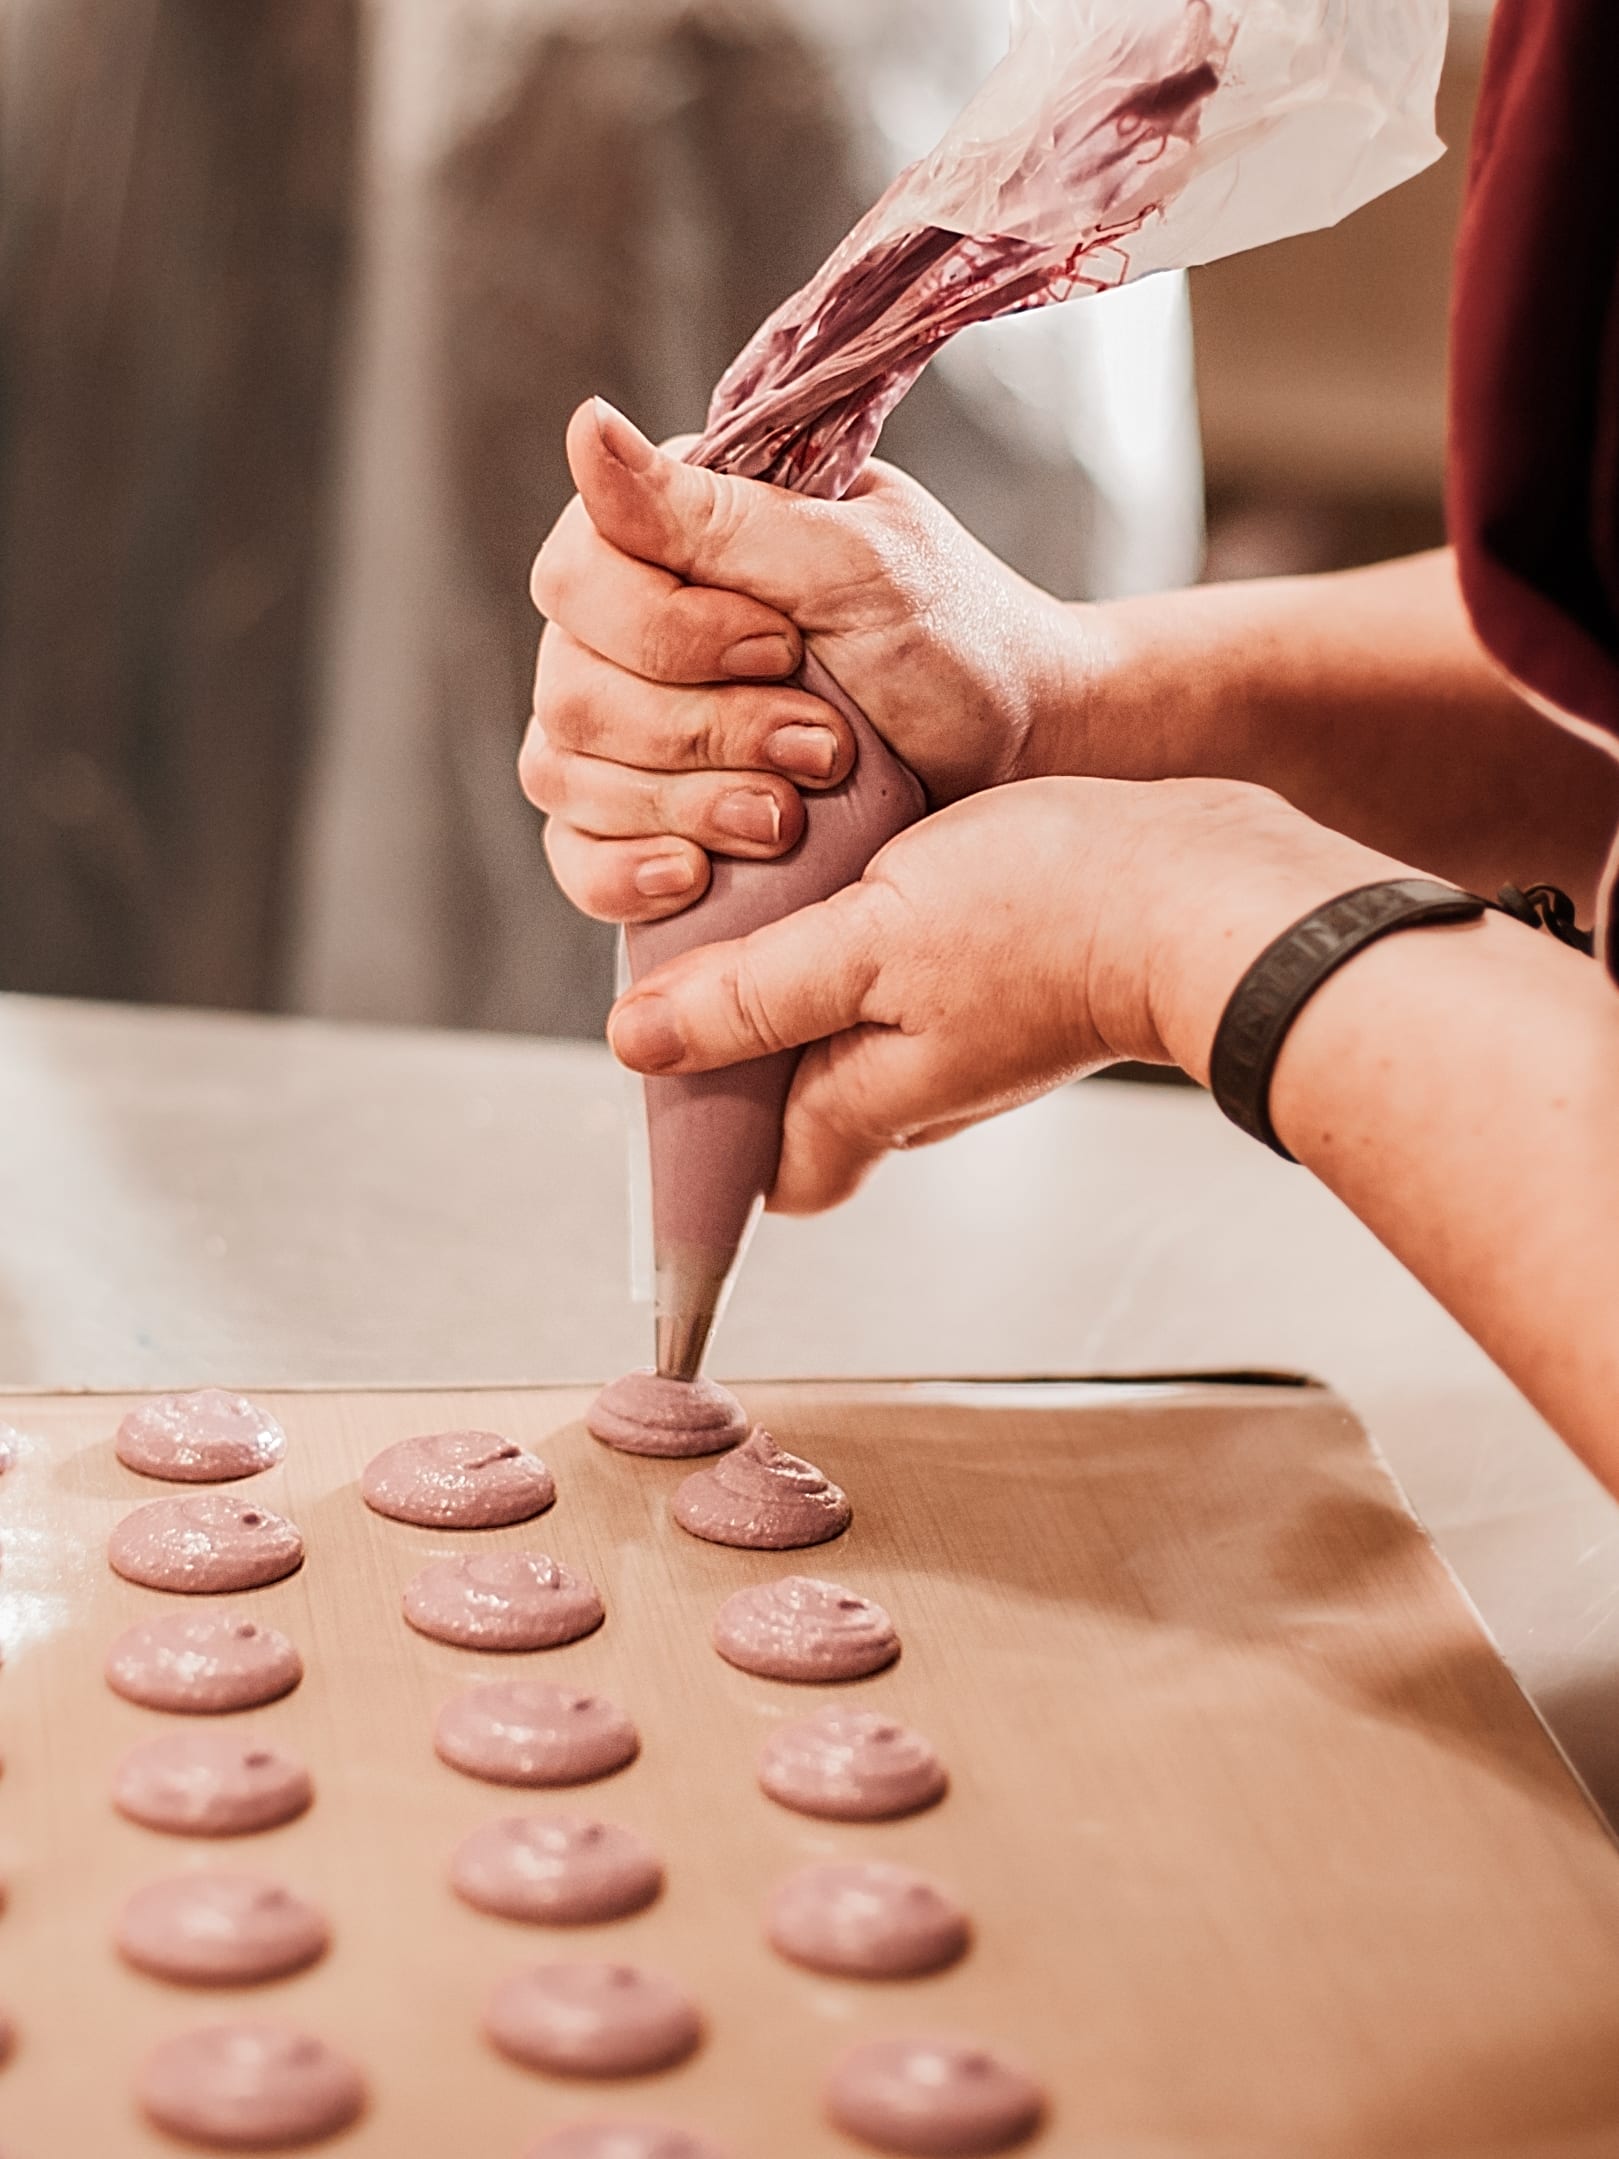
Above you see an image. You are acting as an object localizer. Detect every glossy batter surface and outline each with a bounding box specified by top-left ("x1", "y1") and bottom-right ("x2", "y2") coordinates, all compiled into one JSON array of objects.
[
  {"x1": 712, "y1": 1577, "x2": 898, "y2": 1682},
  {"x1": 766, "y1": 1861, "x2": 969, "y2": 1979},
  {"x1": 112, "y1": 1731, "x2": 314, "y2": 1838},
  {"x1": 115, "y1": 1390, "x2": 287, "y2": 1483},
  {"x1": 107, "y1": 1495, "x2": 304, "y2": 1594},
  {"x1": 435, "y1": 1681, "x2": 639, "y2": 1787},
  {"x1": 116, "y1": 1873, "x2": 330, "y2": 1985},
  {"x1": 672, "y1": 1429, "x2": 850, "y2": 1550},
  {"x1": 485, "y1": 1962, "x2": 702, "y2": 2078},
  {"x1": 823, "y1": 2036, "x2": 1045, "y2": 2155},
  {"x1": 361, "y1": 1431, "x2": 555, "y2": 1528},
  {"x1": 586, "y1": 1372, "x2": 749, "y2": 1459},
  {"x1": 757, "y1": 1706, "x2": 947, "y2": 1820},
  {"x1": 403, "y1": 1553, "x2": 604, "y2": 1651},
  {"x1": 138, "y1": 2022, "x2": 365, "y2": 2150},
  {"x1": 451, "y1": 1816, "x2": 663, "y2": 1925},
  {"x1": 104, "y1": 1610, "x2": 303, "y2": 1714},
  {"x1": 525, "y1": 2126, "x2": 731, "y2": 2159}
]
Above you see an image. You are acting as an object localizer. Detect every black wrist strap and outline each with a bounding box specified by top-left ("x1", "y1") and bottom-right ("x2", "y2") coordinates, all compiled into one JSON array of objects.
[{"x1": 1208, "y1": 879, "x2": 1487, "y2": 1161}]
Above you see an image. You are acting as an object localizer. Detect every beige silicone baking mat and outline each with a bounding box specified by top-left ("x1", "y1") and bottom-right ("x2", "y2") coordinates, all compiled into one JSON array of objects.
[{"x1": 5, "y1": 1379, "x2": 1619, "y2": 2158}]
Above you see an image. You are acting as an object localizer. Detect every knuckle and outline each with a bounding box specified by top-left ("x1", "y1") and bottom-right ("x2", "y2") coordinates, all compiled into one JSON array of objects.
[
  {"x1": 518, "y1": 734, "x2": 564, "y2": 812},
  {"x1": 723, "y1": 948, "x2": 792, "y2": 1056}
]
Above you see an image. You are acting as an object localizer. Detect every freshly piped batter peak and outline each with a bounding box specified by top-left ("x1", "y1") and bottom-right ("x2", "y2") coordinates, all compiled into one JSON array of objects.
[
  {"x1": 116, "y1": 1873, "x2": 330, "y2": 1985},
  {"x1": 824, "y1": 2036, "x2": 1046, "y2": 2156},
  {"x1": 360, "y1": 1429, "x2": 556, "y2": 1528},
  {"x1": 767, "y1": 1861, "x2": 969, "y2": 1980},
  {"x1": 115, "y1": 1389, "x2": 287, "y2": 1483},
  {"x1": 485, "y1": 1961, "x2": 702, "y2": 2078},
  {"x1": 758, "y1": 1706, "x2": 947, "y2": 1820},
  {"x1": 451, "y1": 1815, "x2": 663, "y2": 1925},
  {"x1": 104, "y1": 1610, "x2": 303, "y2": 1714},
  {"x1": 712, "y1": 1576, "x2": 899, "y2": 1682},
  {"x1": 107, "y1": 1494, "x2": 305, "y2": 1594},
  {"x1": 435, "y1": 1679, "x2": 640, "y2": 1787},
  {"x1": 587, "y1": 1370, "x2": 750, "y2": 1458},
  {"x1": 671, "y1": 1427, "x2": 851, "y2": 1550},
  {"x1": 112, "y1": 1730, "x2": 314, "y2": 1837},
  {"x1": 403, "y1": 1552, "x2": 604, "y2": 1651},
  {"x1": 526, "y1": 2125, "x2": 731, "y2": 2159},
  {"x1": 138, "y1": 2022, "x2": 366, "y2": 2149}
]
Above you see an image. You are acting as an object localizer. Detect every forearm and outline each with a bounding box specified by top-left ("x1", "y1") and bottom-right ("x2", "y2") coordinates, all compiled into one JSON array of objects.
[
  {"x1": 1050, "y1": 549, "x2": 1619, "y2": 915},
  {"x1": 1153, "y1": 859, "x2": 1619, "y2": 1487}
]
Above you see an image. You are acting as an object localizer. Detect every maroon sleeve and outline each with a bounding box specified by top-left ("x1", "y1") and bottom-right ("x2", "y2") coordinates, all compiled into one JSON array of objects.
[{"x1": 1447, "y1": 0, "x2": 1619, "y2": 970}]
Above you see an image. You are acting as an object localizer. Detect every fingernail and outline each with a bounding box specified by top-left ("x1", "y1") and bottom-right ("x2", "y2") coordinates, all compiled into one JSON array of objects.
[
  {"x1": 609, "y1": 994, "x2": 685, "y2": 1072},
  {"x1": 591, "y1": 396, "x2": 655, "y2": 472},
  {"x1": 635, "y1": 852, "x2": 697, "y2": 899},
  {"x1": 722, "y1": 632, "x2": 795, "y2": 679},
  {"x1": 766, "y1": 724, "x2": 838, "y2": 781},
  {"x1": 713, "y1": 789, "x2": 783, "y2": 845}
]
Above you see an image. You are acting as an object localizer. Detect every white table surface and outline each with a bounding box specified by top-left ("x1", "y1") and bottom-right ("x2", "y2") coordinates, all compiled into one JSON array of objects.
[{"x1": 4, "y1": 990, "x2": 1618, "y2": 1819}]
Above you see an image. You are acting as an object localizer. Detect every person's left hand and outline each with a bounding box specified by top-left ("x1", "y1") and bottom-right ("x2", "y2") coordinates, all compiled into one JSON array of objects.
[{"x1": 605, "y1": 775, "x2": 1400, "y2": 1212}]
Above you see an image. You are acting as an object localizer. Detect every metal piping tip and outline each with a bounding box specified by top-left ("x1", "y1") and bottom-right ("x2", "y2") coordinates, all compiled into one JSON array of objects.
[{"x1": 652, "y1": 1244, "x2": 737, "y2": 1381}]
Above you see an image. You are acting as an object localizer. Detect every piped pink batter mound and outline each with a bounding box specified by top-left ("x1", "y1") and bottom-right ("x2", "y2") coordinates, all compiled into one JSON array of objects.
[
  {"x1": 435, "y1": 1680, "x2": 639, "y2": 1787},
  {"x1": 671, "y1": 1428, "x2": 850, "y2": 1550},
  {"x1": 485, "y1": 1962, "x2": 701, "y2": 2078},
  {"x1": 712, "y1": 1576, "x2": 898, "y2": 1682},
  {"x1": 116, "y1": 1390, "x2": 287, "y2": 1483},
  {"x1": 758, "y1": 1706, "x2": 947, "y2": 1821},
  {"x1": 403, "y1": 1552, "x2": 604, "y2": 1652},
  {"x1": 360, "y1": 1430, "x2": 555, "y2": 1528},
  {"x1": 767, "y1": 1861, "x2": 969, "y2": 1979},
  {"x1": 526, "y1": 2125, "x2": 731, "y2": 2159},
  {"x1": 451, "y1": 1815, "x2": 663, "y2": 1924},
  {"x1": 107, "y1": 1494, "x2": 304, "y2": 1594},
  {"x1": 824, "y1": 2036, "x2": 1045, "y2": 2156},
  {"x1": 105, "y1": 1610, "x2": 303, "y2": 1714},
  {"x1": 112, "y1": 1730, "x2": 313, "y2": 1837},
  {"x1": 138, "y1": 2022, "x2": 365, "y2": 2150},
  {"x1": 117, "y1": 1873, "x2": 330, "y2": 1985},
  {"x1": 586, "y1": 1370, "x2": 749, "y2": 1459}
]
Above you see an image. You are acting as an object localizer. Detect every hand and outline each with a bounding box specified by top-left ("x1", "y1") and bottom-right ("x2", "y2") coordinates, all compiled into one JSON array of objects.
[
  {"x1": 522, "y1": 397, "x2": 1090, "y2": 923},
  {"x1": 605, "y1": 775, "x2": 1402, "y2": 1212}
]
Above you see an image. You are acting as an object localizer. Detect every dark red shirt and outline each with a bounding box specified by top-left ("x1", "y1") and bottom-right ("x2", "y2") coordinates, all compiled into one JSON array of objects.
[{"x1": 1447, "y1": 0, "x2": 1619, "y2": 971}]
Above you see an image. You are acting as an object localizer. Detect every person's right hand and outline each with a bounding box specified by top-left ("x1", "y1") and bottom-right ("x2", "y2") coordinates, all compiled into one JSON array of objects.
[{"x1": 523, "y1": 398, "x2": 1095, "y2": 924}]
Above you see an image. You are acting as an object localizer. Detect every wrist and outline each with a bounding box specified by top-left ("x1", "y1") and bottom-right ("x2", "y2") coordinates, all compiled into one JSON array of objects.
[{"x1": 1131, "y1": 783, "x2": 1408, "y2": 1084}]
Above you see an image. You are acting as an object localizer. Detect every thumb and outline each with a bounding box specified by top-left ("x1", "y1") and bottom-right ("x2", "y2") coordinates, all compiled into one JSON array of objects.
[
  {"x1": 567, "y1": 397, "x2": 860, "y2": 615},
  {"x1": 606, "y1": 882, "x2": 885, "y2": 1074}
]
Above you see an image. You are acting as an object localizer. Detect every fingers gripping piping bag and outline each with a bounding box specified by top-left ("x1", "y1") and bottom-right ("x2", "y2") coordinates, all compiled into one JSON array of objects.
[{"x1": 629, "y1": 0, "x2": 1447, "y2": 1377}]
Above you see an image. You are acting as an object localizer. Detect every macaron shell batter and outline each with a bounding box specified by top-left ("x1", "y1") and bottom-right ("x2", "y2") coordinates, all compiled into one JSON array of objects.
[
  {"x1": 108, "y1": 1495, "x2": 304, "y2": 1594},
  {"x1": 435, "y1": 1681, "x2": 639, "y2": 1787},
  {"x1": 824, "y1": 2036, "x2": 1046, "y2": 2156},
  {"x1": 485, "y1": 1962, "x2": 702, "y2": 2078},
  {"x1": 138, "y1": 2022, "x2": 366, "y2": 2149},
  {"x1": 526, "y1": 2127, "x2": 732, "y2": 2159},
  {"x1": 403, "y1": 1552, "x2": 604, "y2": 1651},
  {"x1": 115, "y1": 1389, "x2": 287, "y2": 1483},
  {"x1": 451, "y1": 1816, "x2": 663, "y2": 1924},
  {"x1": 360, "y1": 1430, "x2": 555, "y2": 1528},
  {"x1": 116, "y1": 1872, "x2": 330, "y2": 1985},
  {"x1": 112, "y1": 1731, "x2": 314, "y2": 1837},
  {"x1": 712, "y1": 1576, "x2": 899, "y2": 1682},
  {"x1": 671, "y1": 1428, "x2": 851, "y2": 1550},
  {"x1": 757, "y1": 1707, "x2": 948, "y2": 1821},
  {"x1": 766, "y1": 1861, "x2": 969, "y2": 1979},
  {"x1": 104, "y1": 1610, "x2": 303, "y2": 1714},
  {"x1": 586, "y1": 1370, "x2": 749, "y2": 1458}
]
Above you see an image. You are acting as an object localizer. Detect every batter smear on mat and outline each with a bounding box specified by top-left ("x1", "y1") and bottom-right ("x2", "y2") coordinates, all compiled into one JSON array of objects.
[
  {"x1": 672, "y1": 1428, "x2": 850, "y2": 1549},
  {"x1": 104, "y1": 1610, "x2": 303, "y2": 1714},
  {"x1": 824, "y1": 2035, "x2": 1046, "y2": 2155},
  {"x1": 435, "y1": 1679, "x2": 639, "y2": 1787},
  {"x1": 116, "y1": 1873, "x2": 330, "y2": 1986},
  {"x1": 403, "y1": 1552, "x2": 604, "y2": 1651},
  {"x1": 112, "y1": 1730, "x2": 314, "y2": 1837},
  {"x1": 451, "y1": 1815, "x2": 663, "y2": 1925},
  {"x1": 360, "y1": 1429, "x2": 556, "y2": 1528},
  {"x1": 485, "y1": 1961, "x2": 702, "y2": 2078},
  {"x1": 115, "y1": 1389, "x2": 287, "y2": 1483},
  {"x1": 713, "y1": 1576, "x2": 898, "y2": 1681},
  {"x1": 767, "y1": 1860, "x2": 969, "y2": 1979},
  {"x1": 107, "y1": 1494, "x2": 304, "y2": 1594},
  {"x1": 138, "y1": 2022, "x2": 366, "y2": 2149},
  {"x1": 758, "y1": 1706, "x2": 947, "y2": 1820},
  {"x1": 587, "y1": 1370, "x2": 749, "y2": 1458}
]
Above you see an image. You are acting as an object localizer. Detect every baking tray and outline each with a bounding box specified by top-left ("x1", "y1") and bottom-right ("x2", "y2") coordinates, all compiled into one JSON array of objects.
[{"x1": 4, "y1": 1378, "x2": 1619, "y2": 2157}]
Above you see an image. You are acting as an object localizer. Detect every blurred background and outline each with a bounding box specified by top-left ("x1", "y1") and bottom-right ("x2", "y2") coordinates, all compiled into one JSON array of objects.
[{"x1": 0, "y1": 0, "x2": 1491, "y2": 1041}]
